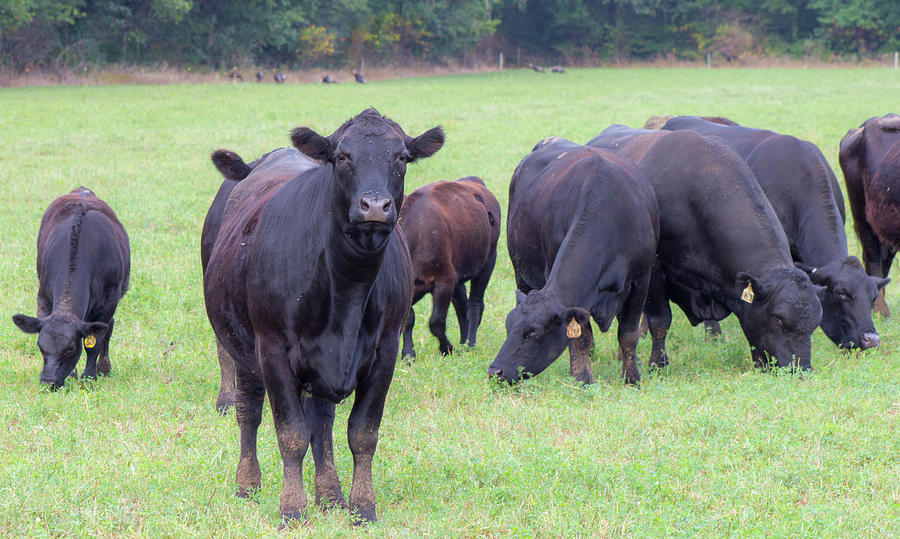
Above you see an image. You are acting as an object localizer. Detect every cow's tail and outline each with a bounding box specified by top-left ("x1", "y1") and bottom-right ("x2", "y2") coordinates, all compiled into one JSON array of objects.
[{"x1": 211, "y1": 149, "x2": 252, "y2": 182}]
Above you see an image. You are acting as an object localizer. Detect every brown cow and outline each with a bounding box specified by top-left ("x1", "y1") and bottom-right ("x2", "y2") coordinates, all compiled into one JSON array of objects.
[
  {"x1": 840, "y1": 113, "x2": 900, "y2": 317},
  {"x1": 399, "y1": 177, "x2": 501, "y2": 357}
]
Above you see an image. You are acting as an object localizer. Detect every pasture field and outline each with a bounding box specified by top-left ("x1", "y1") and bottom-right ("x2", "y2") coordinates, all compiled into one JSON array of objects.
[{"x1": 1, "y1": 68, "x2": 898, "y2": 536}]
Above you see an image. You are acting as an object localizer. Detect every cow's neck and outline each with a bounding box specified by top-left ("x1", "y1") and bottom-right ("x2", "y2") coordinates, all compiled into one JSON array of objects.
[{"x1": 543, "y1": 216, "x2": 611, "y2": 309}]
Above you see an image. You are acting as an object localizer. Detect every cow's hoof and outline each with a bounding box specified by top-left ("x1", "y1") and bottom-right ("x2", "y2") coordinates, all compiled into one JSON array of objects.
[
  {"x1": 351, "y1": 507, "x2": 377, "y2": 525},
  {"x1": 623, "y1": 374, "x2": 641, "y2": 386},
  {"x1": 649, "y1": 356, "x2": 669, "y2": 369},
  {"x1": 277, "y1": 512, "x2": 306, "y2": 530},
  {"x1": 235, "y1": 486, "x2": 259, "y2": 499}
]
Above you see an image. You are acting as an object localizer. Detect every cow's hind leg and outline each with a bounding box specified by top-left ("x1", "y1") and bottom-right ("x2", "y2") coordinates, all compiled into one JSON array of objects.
[
  {"x1": 215, "y1": 338, "x2": 237, "y2": 413},
  {"x1": 617, "y1": 277, "x2": 650, "y2": 385},
  {"x1": 258, "y1": 338, "x2": 312, "y2": 524},
  {"x1": 644, "y1": 270, "x2": 671, "y2": 369},
  {"x1": 401, "y1": 307, "x2": 417, "y2": 360},
  {"x1": 429, "y1": 278, "x2": 456, "y2": 355},
  {"x1": 347, "y1": 337, "x2": 399, "y2": 524},
  {"x1": 465, "y1": 250, "x2": 496, "y2": 348},
  {"x1": 307, "y1": 397, "x2": 347, "y2": 511},
  {"x1": 234, "y1": 364, "x2": 265, "y2": 499},
  {"x1": 451, "y1": 282, "x2": 468, "y2": 345}
]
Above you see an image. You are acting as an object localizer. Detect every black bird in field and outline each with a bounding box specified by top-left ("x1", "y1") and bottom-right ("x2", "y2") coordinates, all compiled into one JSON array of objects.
[
  {"x1": 528, "y1": 63, "x2": 545, "y2": 73},
  {"x1": 228, "y1": 71, "x2": 244, "y2": 81},
  {"x1": 274, "y1": 73, "x2": 286, "y2": 83},
  {"x1": 353, "y1": 69, "x2": 367, "y2": 83},
  {"x1": 550, "y1": 66, "x2": 565, "y2": 73},
  {"x1": 322, "y1": 75, "x2": 338, "y2": 84},
  {"x1": 256, "y1": 71, "x2": 264, "y2": 82}
]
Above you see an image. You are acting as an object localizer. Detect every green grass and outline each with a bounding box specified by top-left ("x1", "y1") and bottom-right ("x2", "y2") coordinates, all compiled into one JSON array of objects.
[{"x1": 1, "y1": 68, "x2": 898, "y2": 536}]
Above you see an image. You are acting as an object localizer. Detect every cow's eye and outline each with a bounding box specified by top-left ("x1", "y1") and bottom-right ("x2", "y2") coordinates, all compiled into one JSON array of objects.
[
  {"x1": 335, "y1": 153, "x2": 347, "y2": 164},
  {"x1": 523, "y1": 328, "x2": 537, "y2": 340},
  {"x1": 397, "y1": 153, "x2": 409, "y2": 164}
]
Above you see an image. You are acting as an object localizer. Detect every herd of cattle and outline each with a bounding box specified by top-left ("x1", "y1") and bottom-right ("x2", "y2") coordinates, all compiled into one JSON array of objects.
[{"x1": 11, "y1": 108, "x2": 900, "y2": 524}]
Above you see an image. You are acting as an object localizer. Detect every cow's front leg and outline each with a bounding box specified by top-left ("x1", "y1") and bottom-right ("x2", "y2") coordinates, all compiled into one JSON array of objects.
[
  {"x1": 347, "y1": 338, "x2": 399, "y2": 524},
  {"x1": 306, "y1": 397, "x2": 347, "y2": 511},
  {"x1": 96, "y1": 318, "x2": 114, "y2": 376},
  {"x1": 259, "y1": 338, "x2": 311, "y2": 524}
]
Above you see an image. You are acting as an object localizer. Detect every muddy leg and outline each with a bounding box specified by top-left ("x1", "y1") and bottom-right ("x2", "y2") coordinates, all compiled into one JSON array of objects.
[
  {"x1": 644, "y1": 270, "x2": 671, "y2": 369},
  {"x1": 306, "y1": 397, "x2": 347, "y2": 511},
  {"x1": 567, "y1": 322, "x2": 595, "y2": 385},
  {"x1": 234, "y1": 365, "x2": 265, "y2": 499},
  {"x1": 347, "y1": 337, "x2": 399, "y2": 524},
  {"x1": 617, "y1": 278, "x2": 649, "y2": 385},
  {"x1": 96, "y1": 318, "x2": 113, "y2": 376},
  {"x1": 259, "y1": 338, "x2": 310, "y2": 524}
]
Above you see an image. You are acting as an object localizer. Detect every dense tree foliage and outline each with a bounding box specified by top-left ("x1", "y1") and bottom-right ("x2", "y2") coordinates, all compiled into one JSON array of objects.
[{"x1": 1, "y1": 0, "x2": 898, "y2": 71}]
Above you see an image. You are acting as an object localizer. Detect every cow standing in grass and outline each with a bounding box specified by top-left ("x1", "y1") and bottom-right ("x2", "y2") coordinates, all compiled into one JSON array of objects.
[
  {"x1": 399, "y1": 177, "x2": 501, "y2": 358},
  {"x1": 204, "y1": 109, "x2": 443, "y2": 524},
  {"x1": 488, "y1": 137, "x2": 659, "y2": 385},
  {"x1": 13, "y1": 187, "x2": 130, "y2": 388},
  {"x1": 661, "y1": 116, "x2": 886, "y2": 350},
  {"x1": 839, "y1": 113, "x2": 900, "y2": 318}
]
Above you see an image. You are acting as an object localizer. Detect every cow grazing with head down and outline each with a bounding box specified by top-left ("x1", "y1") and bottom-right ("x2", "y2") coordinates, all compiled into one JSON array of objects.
[
  {"x1": 661, "y1": 115, "x2": 886, "y2": 350},
  {"x1": 204, "y1": 108, "x2": 443, "y2": 524},
  {"x1": 589, "y1": 126, "x2": 823, "y2": 371},
  {"x1": 840, "y1": 113, "x2": 900, "y2": 318},
  {"x1": 488, "y1": 137, "x2": 659, "y2": 385},
  {"x1": 399, "y1": 177, "x2": 501, "y2": 358},
  {"x1": 13, "y1": 187, "x2": 130, "y2": 388}
]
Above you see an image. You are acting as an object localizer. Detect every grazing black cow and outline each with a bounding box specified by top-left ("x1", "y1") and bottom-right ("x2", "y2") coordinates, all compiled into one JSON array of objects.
[
  {"x1": 322, "y1": 75, "x2": 338, "y2": 84},
  {"x1": 273, "y1": 72, "x2": 286, "y2": 83},
  {"x1": 256, "y1": 71, "x2": 264, "y2": 82},
  {"x1": 488, "y1": 137, "x2": 659, "y2": 385},
  {"x1": 204, "y1": 108, "x2": 443, "y2": 524},
  {"x1": 399, "y1": 177, "x2": 501, "y2": 358},
  {"x1": 201, "y1": 148, "x2": 318, "y2": 413},
  {"x1": 589, "y1": 126, "x2": 823, "y2": 370},
  {"x1": 12, "y1": 187, "x2": 130, "y2": 388},
  {"x1": 353, "y1": 69, "x2": 366, "y2": 83},
  {"x1": 662, "y1": 115, "x2": 885, "y2": 350},
  {"x1": 840, "y1": 113, "x2": 900, "y2": 318},
  {"x1": 228, "y1": 71, "x2": 243, "y2": 81}
]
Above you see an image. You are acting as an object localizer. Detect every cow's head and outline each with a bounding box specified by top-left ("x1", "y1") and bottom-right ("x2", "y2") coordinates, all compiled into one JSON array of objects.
[
  {"x1": 734, "y1": 268, "x2": 822, "y2": 370},
  {"x1": 12, "y1": 313, "x2": 107, "y2": 389},
  {"x1": 796, "y1": 257, "x2": 888, "y2": 350},
  {"x1": 290, "y1": 108, "x2": 444, "y2": 254},
  {"x1": 488, "y1": 289, "x2": 591, "y2": 383}
]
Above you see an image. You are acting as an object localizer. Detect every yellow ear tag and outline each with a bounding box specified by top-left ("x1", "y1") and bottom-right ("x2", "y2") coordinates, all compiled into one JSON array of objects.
[
  {"x1": 566, "y1": 318, "x2": 582, "y2": 338},
  {"x1": 741, "y1": 283, "x2": 755, "y2": 304},
  {"x1": 83, "y1": 334, "x2": 97, "y2": 349}
]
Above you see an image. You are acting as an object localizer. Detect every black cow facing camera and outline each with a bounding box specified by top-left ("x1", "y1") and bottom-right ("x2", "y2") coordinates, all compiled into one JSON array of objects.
[
  {"x1": 204, "y1": 108, "x2": 443, "y2": 525},
  {"x1": 12, "y1": 187, "x2": 130, "y2": 389}
]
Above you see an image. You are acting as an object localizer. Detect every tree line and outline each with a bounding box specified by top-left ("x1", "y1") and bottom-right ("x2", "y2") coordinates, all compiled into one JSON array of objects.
[{"x1": 2, "y1": 0, "x2": 898, "y2": 72}]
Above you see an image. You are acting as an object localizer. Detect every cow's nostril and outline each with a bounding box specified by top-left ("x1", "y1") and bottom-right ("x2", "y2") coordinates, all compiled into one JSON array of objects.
[
  {"x1": 382, "y1": 199, "x2": 392, "y2": 213},
  {"x1": 360, "y1": 199, "x2": 370, "y2": 211},
  {"x1": 487, "y1": 366, "x2": 502, "y2": 378},
  {"x1": 860, "y1": 332, "x2": 880, "y2": 349}
]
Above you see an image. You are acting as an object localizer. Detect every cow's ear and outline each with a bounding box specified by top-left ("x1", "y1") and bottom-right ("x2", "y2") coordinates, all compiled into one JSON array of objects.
[
  {"x1": 736, "y1": 272, "x2": 767, "y2": 303},
  {"x1": 515, "y1": 289, "x2": 527, "y2": 305},
  {"x1": 12, "y1": 314, "x2": 43, "y2": 334},
  {"x1": 872, "y1": 276, "x2": 890, "y2": 290},
  {"x1": 562, "y1": 307, "x2": 591, "y2": 339},
  {"x1": 839, "y1": 127, "x2": 863, "y2": 159},
  {"x1": 211, "y1": 149, "x2": 252, "y2": 181},
  {"x1": 794, "y1": 262, "x2": 827, "y2": 285},
  {"x1": 78, "y1": 321, "x2": 109, "y2": 341},
  {"x1": 291, "y1": 127, "x2": 332, "y2": 162},
  {"x1": 406, "y1": 126, "x2": 445, "y2": 162}
]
